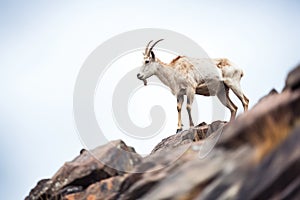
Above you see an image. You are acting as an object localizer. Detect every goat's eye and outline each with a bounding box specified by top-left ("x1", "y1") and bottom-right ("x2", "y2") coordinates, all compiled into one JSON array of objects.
[{"x1": 145, "y1": 60, "x2": 149, "y2": 64}]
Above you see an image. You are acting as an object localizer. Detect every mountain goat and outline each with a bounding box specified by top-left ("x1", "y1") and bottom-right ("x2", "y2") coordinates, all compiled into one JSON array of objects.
[{"x1": 137, "y1": 39, "x2": 249, "y2": 132}]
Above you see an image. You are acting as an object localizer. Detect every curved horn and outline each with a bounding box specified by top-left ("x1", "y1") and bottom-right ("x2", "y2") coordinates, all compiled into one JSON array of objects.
[
  {"x1": 148, "y1": 39, "x2": 164, "y2": 56},
  {"x1": 144, "y1": 40, "x2": 153, "y2": 55},
  {"x1": 150, "y1": 51, "x2": 155, "y2": 60}
]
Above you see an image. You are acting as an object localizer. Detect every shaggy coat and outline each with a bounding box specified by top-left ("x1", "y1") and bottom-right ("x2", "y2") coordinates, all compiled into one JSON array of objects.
[{"x1": 137, "y1": 40, "x2": 249, "y2": 132}]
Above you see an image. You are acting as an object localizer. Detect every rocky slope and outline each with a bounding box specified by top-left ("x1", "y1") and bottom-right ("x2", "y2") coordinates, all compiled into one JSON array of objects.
[{"x1": 26, "y1": 65, "x2": 300, "y2": 200}]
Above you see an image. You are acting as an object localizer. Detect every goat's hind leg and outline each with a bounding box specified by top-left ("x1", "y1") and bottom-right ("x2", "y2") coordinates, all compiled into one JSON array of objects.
[
  {"x1": 227, "y1": 80, "x2": 249, "y2": 112},
  {"x1": 217, "y1": 84, "x2": 238, "y2": 121},
  {"x1": 223, "y1": 69, "x2": 249, "y2": 112}
]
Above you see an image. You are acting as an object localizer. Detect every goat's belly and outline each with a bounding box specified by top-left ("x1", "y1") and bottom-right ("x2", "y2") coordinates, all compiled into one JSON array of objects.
[
  {"x1": 196, "y1": 86, "x2": 211, "y2": 96},
  {"x1": 196, "y1": 80, "x2": 220, "y2": 96}
]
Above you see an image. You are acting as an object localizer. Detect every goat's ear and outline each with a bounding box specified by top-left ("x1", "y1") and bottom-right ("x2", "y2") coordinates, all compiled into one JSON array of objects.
[{"x1": 150, "y1": 51, "x2": 155, "y2": 60}]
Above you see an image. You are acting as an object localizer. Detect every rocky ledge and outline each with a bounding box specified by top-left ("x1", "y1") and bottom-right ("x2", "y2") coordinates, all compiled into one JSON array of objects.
[{"x1": 26, "y1": 65, "x2": 300, "y2": 200}]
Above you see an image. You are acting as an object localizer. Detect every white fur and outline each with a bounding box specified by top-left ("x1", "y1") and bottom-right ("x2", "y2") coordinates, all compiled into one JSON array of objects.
[{"x1": 137, "y1": 43, "x2": 249, "y2": 132}]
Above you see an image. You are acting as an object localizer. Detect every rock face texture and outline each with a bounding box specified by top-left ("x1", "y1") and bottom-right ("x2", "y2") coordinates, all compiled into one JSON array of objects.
[{"x1": 26, "y1": 65, "x2": 300, "y2": 200}]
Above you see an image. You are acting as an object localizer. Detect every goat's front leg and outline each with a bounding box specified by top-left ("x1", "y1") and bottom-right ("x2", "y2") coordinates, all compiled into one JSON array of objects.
[
  {"x1": 186, "y1": 89, "x2": 195, "y2": 127},
  {"x1": 176, "y1": 94, "x2": 184, "y2": 133}
]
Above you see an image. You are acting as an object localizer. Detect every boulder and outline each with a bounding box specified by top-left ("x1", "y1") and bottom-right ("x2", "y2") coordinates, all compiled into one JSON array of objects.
[{"x1": 26, "y1": 140, "x2": 142, "y2": 200}]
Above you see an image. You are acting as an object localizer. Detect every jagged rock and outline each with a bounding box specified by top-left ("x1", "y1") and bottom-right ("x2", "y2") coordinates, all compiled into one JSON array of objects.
[
  {"x1": 218, "y1": 85, "x2": 300, "y2": 161},
  {"x1": 151, "y1": 120, "x2": 226, "y2": 154},
  {"x1": 258, "y1": 88, "x2": 278, "y2": 103},
  {"x1": 25, "y1": 179, "x2": 52, "y2": 200},
  {"x1": 26, "y1": 140, "x2": 142, "y2": 200},
  {"x1": 64, "y1": 176, "x2": 126, "y2": 200},
  {"x1": 140, "y1": 146, "x2": 252, "y2": 200},
  {"x1": 284, "y1": 64, "x2": 300, "y2": 91},
  {"x1": 236, "y1": 126, "x2": 300, "y2": 200},
  {"x1": 26, "y1": 65, "x2": 300, "y2": 200}
]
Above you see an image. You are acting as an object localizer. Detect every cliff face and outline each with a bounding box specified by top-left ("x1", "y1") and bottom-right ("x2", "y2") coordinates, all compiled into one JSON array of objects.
[{"x1": 26, "y1": 65, "x2": 300, "y2": 200}]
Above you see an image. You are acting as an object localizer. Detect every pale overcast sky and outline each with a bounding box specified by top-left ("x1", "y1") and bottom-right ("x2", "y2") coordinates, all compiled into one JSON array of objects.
[{"x1": 0, "y1": 1, "x2": 299, "y2": 199}]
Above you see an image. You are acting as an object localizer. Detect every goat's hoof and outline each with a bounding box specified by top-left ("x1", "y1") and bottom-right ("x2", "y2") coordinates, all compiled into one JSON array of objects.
[{"x1": 176, "y1": 128, "x2": 183, "y2": 133}]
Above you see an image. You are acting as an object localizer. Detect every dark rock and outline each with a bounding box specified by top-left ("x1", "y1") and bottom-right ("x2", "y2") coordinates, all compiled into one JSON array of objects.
[
  {"x1": 268, "y1": 88, "x2": 279, "y2": 95},
  {"x1": 150, "y1": 130, "x2": 191, "y2": 154},
  {"x1": 218, "y1": 88, "x2": 300, "y2": 161},
  {"x1": 258, "y1": 88, "x2": 278, "y2": 103},
  {"x1": 26, "y1": 140, "x2": 142, "y2": 200},
  {"x1": 140, "y1": 146, "x2": 252, "y2": 200},
  {"x1": 64, "y1": 176, "x2": 126, "y2": 200},
  {"x1": 284, "y1": 64, "x2": 300, "y2": 91},
  {"x1": 25, "y1": 179, "x2": 52, "y2": 200},
  {"x1": 150, "y1": 120, "x2": 226, "y2": 154},
  {"x1": 237, "y1": 126, "x2": 300, "y2": 200}
]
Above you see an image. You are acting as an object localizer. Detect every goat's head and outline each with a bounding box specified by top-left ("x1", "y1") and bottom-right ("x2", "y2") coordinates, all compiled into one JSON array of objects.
[{"x1": 137, "y1": 39, "x2": 164, "y2": 85}]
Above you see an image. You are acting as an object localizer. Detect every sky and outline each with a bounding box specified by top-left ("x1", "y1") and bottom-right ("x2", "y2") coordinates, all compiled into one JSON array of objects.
[{"x1": 0, "y1": 0, "x2": 300, "y2": 199}]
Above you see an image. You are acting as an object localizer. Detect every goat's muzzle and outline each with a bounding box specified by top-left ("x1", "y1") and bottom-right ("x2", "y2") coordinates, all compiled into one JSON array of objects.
[
  {"x1": 137, "y1": 73, "x2": 147, "y2": 86},
  {"x1": 143, "y1": 79, "x2": 147, "y2": 86}
]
